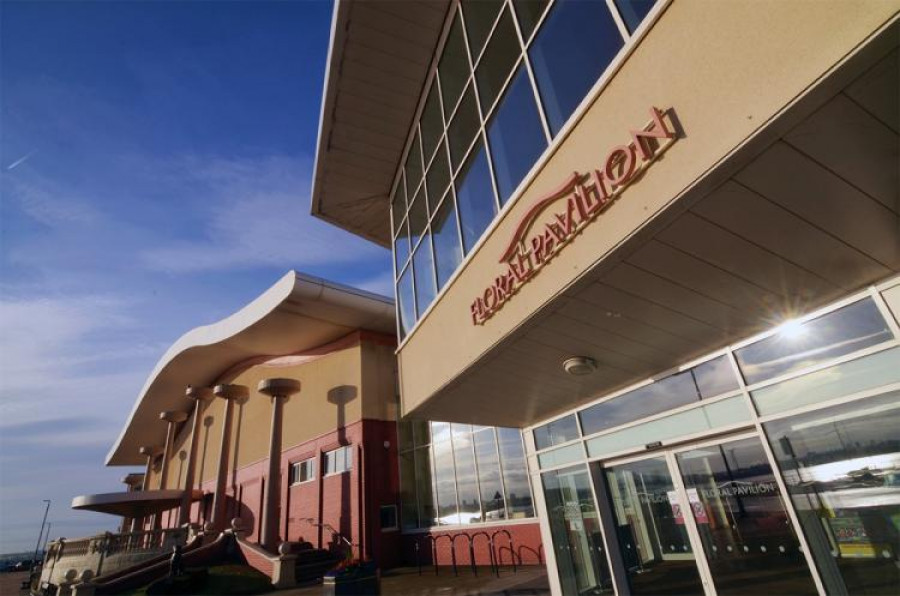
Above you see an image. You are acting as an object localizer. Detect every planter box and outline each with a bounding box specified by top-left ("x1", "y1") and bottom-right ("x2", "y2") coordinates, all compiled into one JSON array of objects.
[{"x1": 322, "y1": 563, "x2": 379, "y2": 596}]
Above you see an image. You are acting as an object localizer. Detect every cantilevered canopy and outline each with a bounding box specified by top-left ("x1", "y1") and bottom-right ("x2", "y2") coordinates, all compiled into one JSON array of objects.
[
  {"x1": 72, "y1": 489, "x2": 202, "y2": 518},
  {"x1": 106, "y1": 271, "x2": 394, "y2": 466},
  {"x1": 311, "y1": 0, "x2": 450, "y2": 247}
]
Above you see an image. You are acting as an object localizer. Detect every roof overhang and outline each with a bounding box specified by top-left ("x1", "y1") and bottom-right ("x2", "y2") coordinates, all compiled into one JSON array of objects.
[
  {"x1": 107, "y1": 271, "x2": 394, "y2": 466},
  {"x1": 72, "y1": 489, "x2": 202, "y2": 518},
  {"x1": 310, "y1": 0, "x2": 451, "y2": 247}
]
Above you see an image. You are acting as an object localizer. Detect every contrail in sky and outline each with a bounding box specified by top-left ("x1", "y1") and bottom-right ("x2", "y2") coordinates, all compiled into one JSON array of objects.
[{"x1": 6, "y1": 149, "x2": 38, "y2": 170}]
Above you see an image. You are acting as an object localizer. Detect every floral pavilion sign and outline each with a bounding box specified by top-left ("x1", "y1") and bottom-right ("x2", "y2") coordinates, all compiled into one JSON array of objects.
[{"x1": 470, "y1": 107, "x2": 679, "y2": 325}]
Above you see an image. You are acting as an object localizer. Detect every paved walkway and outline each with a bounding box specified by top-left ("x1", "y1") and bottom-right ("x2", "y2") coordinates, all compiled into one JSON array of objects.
[{"x1": 275, "y1": 566, "x2": 550, "y2": 596}]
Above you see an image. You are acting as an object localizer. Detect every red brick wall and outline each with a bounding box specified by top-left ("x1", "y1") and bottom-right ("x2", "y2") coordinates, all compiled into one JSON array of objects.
[
  {"x1": 401, "y1": 522, "x2": 544, "y2": 568},
  {"x1": 235, "y1": 539, "x2": 275, "y2": 577}
]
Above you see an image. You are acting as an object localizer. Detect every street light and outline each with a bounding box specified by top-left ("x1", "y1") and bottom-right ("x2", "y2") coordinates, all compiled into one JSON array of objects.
[{"x1": 31, "y1": 499, "x2": 51, "y2": 572}]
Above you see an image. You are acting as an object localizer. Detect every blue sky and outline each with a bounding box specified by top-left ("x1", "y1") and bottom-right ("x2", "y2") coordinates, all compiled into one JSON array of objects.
[{"x1": 0, "y1": 0, "x2": 390, "y2": 554}]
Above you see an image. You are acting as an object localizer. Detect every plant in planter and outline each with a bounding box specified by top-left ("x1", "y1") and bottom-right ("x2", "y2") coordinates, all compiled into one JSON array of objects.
[{"x1": 322, "y1": 558, "x2": 379, "y2": 596}]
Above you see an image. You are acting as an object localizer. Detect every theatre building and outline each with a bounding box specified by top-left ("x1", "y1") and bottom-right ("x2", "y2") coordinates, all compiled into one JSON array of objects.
[{"x1": 310, "y1": 0, "x2": 900, "y2": 595}]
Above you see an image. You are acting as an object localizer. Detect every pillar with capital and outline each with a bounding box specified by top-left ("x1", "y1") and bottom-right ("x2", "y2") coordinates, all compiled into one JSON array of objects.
[
  {"x1": 258, "y1": 378, "x2": 301, "y2": 552},
  {"x1": 158, "y1": 410, "x2": 189, "y2": 490},
  {"x1": 178, "y1": 386, "x2": 214, "y2": 526},
  {"x1": 135, "y1": 446, "x2": 162, "y2": 531},
  {"x1": 211, "y1": 384, "x2": 248, "y2": 530}
]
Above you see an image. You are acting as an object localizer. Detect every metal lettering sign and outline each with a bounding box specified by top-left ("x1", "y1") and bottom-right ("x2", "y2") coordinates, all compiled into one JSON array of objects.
[{"x1": 469, "y1": 107, "x2": 679, "y2": 325}]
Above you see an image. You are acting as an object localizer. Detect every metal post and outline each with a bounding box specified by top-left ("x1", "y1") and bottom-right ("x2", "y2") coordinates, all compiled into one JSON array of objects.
[{"x1": 31, "y1": 500, "x2": 50, "y2": 572}]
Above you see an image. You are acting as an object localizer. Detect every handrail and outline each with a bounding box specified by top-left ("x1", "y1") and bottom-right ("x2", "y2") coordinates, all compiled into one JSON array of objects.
[{"x1": 301, "y1": 519, "x2": 356, "y2": 559}]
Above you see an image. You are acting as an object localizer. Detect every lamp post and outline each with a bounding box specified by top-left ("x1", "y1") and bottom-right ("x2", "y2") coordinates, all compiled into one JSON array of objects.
[{"x1": 31, "y1": 499, "x2": 50, "y2": 571}]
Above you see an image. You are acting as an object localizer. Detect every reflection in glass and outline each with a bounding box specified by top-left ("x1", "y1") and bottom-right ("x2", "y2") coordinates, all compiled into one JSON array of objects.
[
  {"x1": 498, "y1": 427, "x2": 534, "y2": 518},
  {"x1": 447, "y1": 86, "x2": 481, "y2": 172},
  {"x1": 487, "y1": 66, "x2": 547, "y2": 205},
  {"x1": 735, "y1": 298, "x2": 893, "y2": 385},
  {"x1": 765, "y1": 391, "x2": 900, "y2": 595},
  {"x1": 453, "y1": 433, "x2": 481, "y2": 524},
  {"x1": 614, "y1": 0, "x2": 657, "y2": 33},
  {"x1": 397, "y1": 265, "x2": 416, "y2": 339},
  {"x1": 692, "y1": 355, "x2": 739, "y2": 398},
  {"x1": 529, "y1": 0, "x2": 623, "y2": 134},
  {"x1": 420, "y1": 83, "x2": 444, "y2": 161},
  {"x1": 677, "y1": 437, "x2": 817, "y2": 595},
  {"x1": 391, "y1": 178, "x2": 406, "y2": 236},
  {"x1": 439, "y1": 16, "x2": 469, "y2": 115},
  {"x1": 455, "y1": 140, "x2": 498, "y2": 253},
  {"x1": 393, "y1": 217, "x2": 410, "y2": 274},
  {"x1": 474, "y1": 429, "x2": 505, "y2": 521},
  {"x1": 534, "y1": 414, "x2": 580, "y2": 451},
  {"x1": 414, "y1": 446, "x2": 436, "y2": 527},
  {"x1": 412, "y1": 419, "x2": 431, "y2": 447},
  {"x1": 405, "y1": 129, "x2": 423, "y2": 192},
  {"x1": 430, "y1": 194, "x2": 463, "y2": 290},
  {"x1": 412, "y1": 233, "x2": 436, "y2": 317},
  {"x1": 408, "y1": 185, "x2": 428, "y2": 246},
  {"x1": 543, "y1": 465, "x2": 614, "y2": 595},
  {"x1": 605, "y1": 457, "x2": 704, "y2": 595},
  {"x1": 433, "y1": 439, "x2": 458, "y2": 525},
  {"x1": 431, "y1": 421, "x2": 452, "y2": 444},
  {"x1": 475, "y1": 8, "x2": 521, "y2": 113}
]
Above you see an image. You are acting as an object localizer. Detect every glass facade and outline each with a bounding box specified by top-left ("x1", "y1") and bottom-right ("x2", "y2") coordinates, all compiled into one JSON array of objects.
[
  {"x1": 391, "y1": 0, "x2": 659, "y2": 339},
  {"x1": 398, "y1": 420, "x2": 535, "y2": 529},
  {"x1": 530, "y1": 291, "x2": 900, "y2": 595}
]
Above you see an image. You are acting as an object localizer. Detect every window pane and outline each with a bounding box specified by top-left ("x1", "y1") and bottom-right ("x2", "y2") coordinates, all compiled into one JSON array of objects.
[
  {"x1": 461, "y1": 0, "x2": 504, "y2": 61},
  {"x1": 399, "y1": 418, "x2": 414, "y2": 451},
  {"x1": 692, "y1": 354, "x2": 739, "y2": 398},
  {"x1": 414, "y1": 446, "x2": 436, "y2": 527},
  {"x1": 408, "y1": 184, "x2": 428, "y2": 247},
  {"x1": 533, "y1": 414, "x2": 579, "y2": 451},
  {"x1": 431, "y1": 421, "x2": 452, "y2": 444},
  {"x1": 391, "y1": 178, "x2": 407, "y2": 236},
  {"x1": 579, "y1": 369, "x2": 701, "y2": 436},
  {"x1": 439, "y1": 15, "x2": 470, "y2": 115},
  {"x1": 735, "y1": 298, "x2": 893, "y2": 385},
  {"x1": 513, "y1": 0, "x2": 549, "y2": 41},
  {"x1": 426, "y1": 139, "x2": 451, "y2": 206},
  {"x1": 614, "y1": 0, "x2": 656, "y2": 33},
  {"x1": 412, "y1": 419, "x2": 431, "y2": 446},
  {"x1": 487, "y1": 65, "x2": 547, "y2": 204},
  {"x1": 431, "y1": 194, "x2": 463, "y2": 290},
  {"x1": 474, "y1": 429, "x2": 505, "y2": 521},
  {"x1": 399, "y1": 451, "x2": 418, "y2": 529},
  {"x1": 497, "y1": 428, "x2": 534, "y2": 518},
  {"x1": 453, "y1": 433, "x2": 481, "y2": 524},
  {"x1": 413, "y1": 233, "x2": 436, "y2": 317},
  {"x1": 764, "y1": 392, "x2": 900, "y2": 595},
  {"x1": 397, "y1": 265, "x2": 416, "y2": 339},
  {"x1": 393, "y1": 217, "x2": 410, "y2": 274},
  {"x1": 475, "y1": 8, "x2": 521, "y2": 113},
  {"x1": 447, "y1": 85, "x2": 481, "y2": 172},
  {"x1": 420, "y1": 83, "x2": 444, "y2": 162},
  {"x1": 433, "y1": 440, "x2": 458, "y2": 525},
  {"x1": 529, "y1": 0, "x2": 624, "y2": 134},
  {"x1": 451, "y1": 423, "x2": 473, "y2": 437},
  {"x1": 455, "y1": 140, "x2": 498, "y2": 253},
  {"x1": 405, "y1": 129, "x2": 423, "y2": 191}
]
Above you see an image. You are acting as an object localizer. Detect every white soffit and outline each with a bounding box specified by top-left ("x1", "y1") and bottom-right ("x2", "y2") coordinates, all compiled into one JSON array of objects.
[
  {"x1": 106, "y1": 271, "x2": 395, "y2": 466},
  {"x1": 310, "y1": 0, "x2": 451, "y2": 247}
]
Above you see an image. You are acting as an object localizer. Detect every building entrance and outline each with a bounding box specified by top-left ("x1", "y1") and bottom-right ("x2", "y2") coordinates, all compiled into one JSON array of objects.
[{"x1": 602, "y1": 434, "x2": 818, "y2": 595}]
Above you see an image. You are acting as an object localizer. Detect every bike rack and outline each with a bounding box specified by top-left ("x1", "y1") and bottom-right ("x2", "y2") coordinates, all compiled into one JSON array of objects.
[
  {"x1": 451, "y1": 533, "x2": 473, "y2": 576},
  {"x1": 491, "y1": 529, "x2": 517, "y2": 574},
  {"x1": 470, "y1": 531, "x2": 496, "y2": 577}
]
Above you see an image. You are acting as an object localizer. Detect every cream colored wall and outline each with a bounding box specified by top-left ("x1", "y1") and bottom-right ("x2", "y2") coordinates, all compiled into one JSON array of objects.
[
  {"x1": 397, "y1": 1, "x2": 900, "y2": 417},
  {"x1": 160, "y1": 334, "x2": 397, "y2": 488}
]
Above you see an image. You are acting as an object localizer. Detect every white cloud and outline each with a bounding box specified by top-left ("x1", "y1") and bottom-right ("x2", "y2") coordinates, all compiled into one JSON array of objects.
[
  {"x1": 4, "y1": 176, "x2": 102, "y2": 227},
  {"x1": 140, "y1": 155, "x2": 387, "y2": 273}
]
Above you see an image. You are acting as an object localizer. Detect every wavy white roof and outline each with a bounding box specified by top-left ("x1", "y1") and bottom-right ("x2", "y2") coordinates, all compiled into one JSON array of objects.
[{"x1": 106, "y1": 271, "x2": 394, "y2": 466}]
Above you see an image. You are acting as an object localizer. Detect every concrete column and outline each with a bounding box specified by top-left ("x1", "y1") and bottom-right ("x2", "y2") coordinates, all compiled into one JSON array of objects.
[
  {"x1": 258, "y1": 378, "x2": 301, "y2": 552},
  {"x1": 211, "y1": 384, "x2": 248, "y2": 531},
  {"x1": 158, "y1": 411, "x2": 189, "y2": 490},
  {"x1": 178, "y1": 386, "x2": 214, "y2": 526},
  {"x1": 137, "y1": 446, "x2": 162, "y2": 531}
]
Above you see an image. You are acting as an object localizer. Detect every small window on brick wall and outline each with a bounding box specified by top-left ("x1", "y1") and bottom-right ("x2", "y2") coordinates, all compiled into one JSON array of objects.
[
  {"x1": 290, "y1": 457, "x2": 316, "y2": 485},
  {"x1": 324, "y1": 445, "x2": 353, "y2": 476}
]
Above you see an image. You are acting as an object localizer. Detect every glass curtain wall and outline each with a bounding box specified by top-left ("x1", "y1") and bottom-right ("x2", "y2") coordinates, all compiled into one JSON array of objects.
[
  {"x1": 398, "y1": 421, "x2": 535, "y2": 529},
  {"x1": 391, "y1": 0, "x2": 659, "y2": 339}
]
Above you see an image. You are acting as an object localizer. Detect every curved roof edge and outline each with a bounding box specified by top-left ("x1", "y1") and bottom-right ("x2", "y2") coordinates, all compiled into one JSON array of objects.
[{"x1": 106, "y1": 271, "x2": 394, "y2": 466}]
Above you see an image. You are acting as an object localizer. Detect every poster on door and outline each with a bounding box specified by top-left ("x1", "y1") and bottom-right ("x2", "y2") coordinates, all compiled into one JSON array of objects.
[
  {"x1": 667, "y1": 490, "x2": 684, "y2": 525},
  {"x1": 687, "y1": 488, "x2": 709, "y2": 524}
]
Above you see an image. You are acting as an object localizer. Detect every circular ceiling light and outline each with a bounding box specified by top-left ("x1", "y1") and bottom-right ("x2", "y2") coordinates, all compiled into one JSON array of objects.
[{"x1": 563, "y1": 356, "x2": 597, "y2": 376}]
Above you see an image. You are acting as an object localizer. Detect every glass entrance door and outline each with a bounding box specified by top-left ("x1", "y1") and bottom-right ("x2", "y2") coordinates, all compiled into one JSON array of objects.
[
  {"x1": 674, "y1": 436, "x2": 818, "y2": 595},
  {"x1": 601, "y1": 435, "x2": 820, "y2": 595}
]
